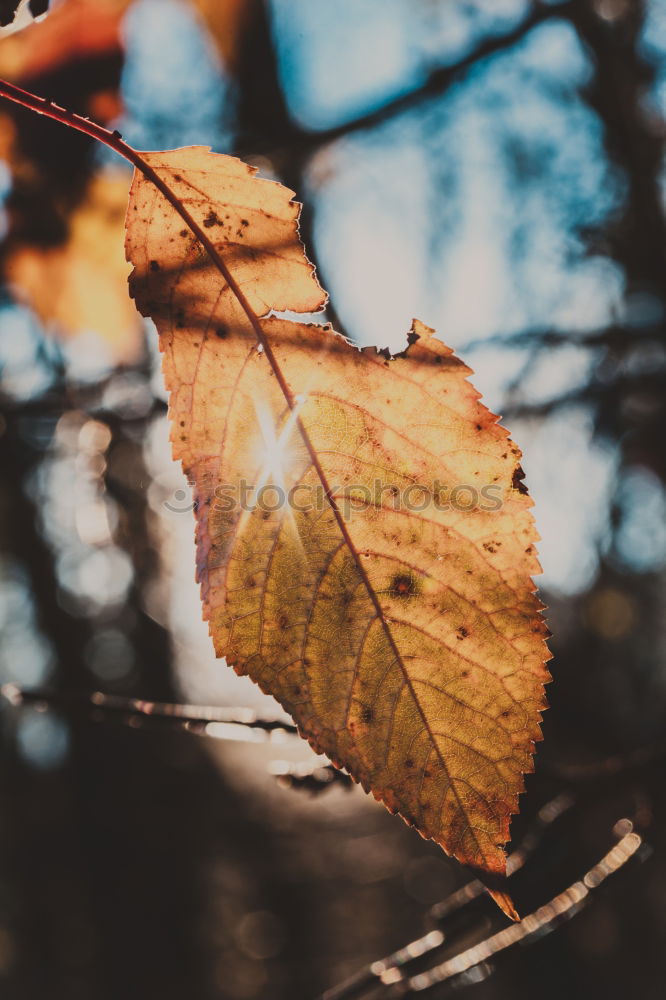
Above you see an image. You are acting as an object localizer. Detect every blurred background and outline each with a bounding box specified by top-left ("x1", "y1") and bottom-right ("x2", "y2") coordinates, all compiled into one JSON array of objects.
[{"x1": 0, "y1": 0, "x2": 665, "y2": 997}]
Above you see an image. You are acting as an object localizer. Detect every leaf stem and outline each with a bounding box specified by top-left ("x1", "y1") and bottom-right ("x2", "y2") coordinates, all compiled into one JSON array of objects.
[{"x1": 0, "y1": 77, "x2": 140, "y2": 162}]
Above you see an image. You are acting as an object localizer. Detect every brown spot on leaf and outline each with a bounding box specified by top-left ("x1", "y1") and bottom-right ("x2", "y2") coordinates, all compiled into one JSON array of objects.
[
  {"x1": 390, "y1": 573, "x2": 417, "y2": 598},
  {"x1": 512, "y1": 465, "x2": 529, "y2": 495},
  {"x1": 203, "y1": 209, "x2": 220, "y2": 228}
]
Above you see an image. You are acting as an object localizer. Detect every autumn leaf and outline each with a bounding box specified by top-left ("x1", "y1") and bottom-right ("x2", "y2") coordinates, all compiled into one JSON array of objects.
[{"x1": 125, "y1": 147, "x2": 551, "y2": 912}]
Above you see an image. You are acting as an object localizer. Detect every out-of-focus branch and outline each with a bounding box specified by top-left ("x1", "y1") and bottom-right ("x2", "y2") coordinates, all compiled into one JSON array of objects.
[
  {"x1": 320, "y1": 816, "x2": 645, "y2": 999},
  {"x1": 566, "y1": 0, "x2": 666, "y2": 289},
  {"x1": 270, "y1": 758, "x2": 354, "y2": 795},
  {"x1": 1, "y1": 684, "x2": 356, "y2": 793},
  {"x1": 6, "y1": 684, "x2": 666, "y2": 782},
  {"x1": 461, "y1": 322, "x2": 666, "y2": 354},
  {"x1": 319, "y1": 793, "x2": 575, "y2": 1000},
  {"x1": 239, "y1": 1, "x2": 574, "y2": 162},
  {"x1": 503, "y1": 368, "x2": 666, "y2": 420},
  {"x1": 544, "y1": 739, "x2": 666, "y2": 781},
  {"x1": 399, "y1": 819, "x2": 643, "y2": 996},
  {"x1": 1, "y1": 683, "x2": 298, "y2": 735}
]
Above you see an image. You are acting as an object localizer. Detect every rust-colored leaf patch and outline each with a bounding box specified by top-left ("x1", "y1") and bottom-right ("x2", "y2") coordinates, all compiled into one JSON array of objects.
[{"x1": 125, "y1": 147, "x2": 551, "y2": 913}]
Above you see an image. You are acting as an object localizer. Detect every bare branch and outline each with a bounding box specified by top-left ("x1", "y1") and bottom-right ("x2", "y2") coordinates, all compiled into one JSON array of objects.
[
  {"x1": 399, "y1": 819, "x2": 643, "y2": 995},
  {"x1": 1, "y1": 683, "x2": 297, "y2": 737},
  {"x1": 6, "y1": 684, "x2": 665, "y2": 781},
  {"x1": 239, "y1": 1, "x2": 574, "y2": 162},
  {"x1": 319, "y1": 794, "x2": 574, "y2": 1000},
  {"x1": 319, "y1": 815, "x2": 645, "y2": 999}
]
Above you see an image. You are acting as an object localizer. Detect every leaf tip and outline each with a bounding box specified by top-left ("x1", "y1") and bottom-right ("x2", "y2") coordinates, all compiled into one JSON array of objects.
[{"x1": 489, "y1": 887, "x2": 521, "y2": 922}]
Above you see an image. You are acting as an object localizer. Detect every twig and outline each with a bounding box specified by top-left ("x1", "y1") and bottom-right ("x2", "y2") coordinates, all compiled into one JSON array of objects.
[
  {"x1": 318, "y1": 792, "x2": 574, "y2": 1000},
  {"x1": 543, "y1": 738, "x2": 666, "y2": 781},
  {"x1": 461, "y1": 323, "x2": 666, "y2": 354},
  {"x1": 398, "y1": 819, "x2": 644, "y2": 995},
  {"x1": 0, "y1": 3, "x2": 569, "y2": 168},
  {"x1": 6, "y1": 683, "x2": 666, "y2": 782},
  {"x1": 1, "y1": 685, "x2": 359, "y2": 794},
  {"x1": 239, "y1": 1, "x2": 574, "y2": 161},
  {"x1": 1, "y1": 683, "x2": 297, "y2": 737},
  {"x1": 2, "y1": 681, "x2": 654, "y2": 997},
  {"x1": 269, "y1": 758, "x2": 354, "y2": 795},
  {"x1": 320, "y1": 816, "x2": 645, "y2": 999}
]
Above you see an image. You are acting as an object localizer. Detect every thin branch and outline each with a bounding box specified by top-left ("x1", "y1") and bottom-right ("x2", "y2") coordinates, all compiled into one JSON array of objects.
[
  {"x1": 543, "y1": 738, "x2": 666, "y2": 781},
  {"x1": 0, "y1": 78, "x2": 143, "y2": 163},
  {"x1": 399, "y1": 819, "x2": 643, "y2": 995},
  {"x1": 270, "y1": 758, "x2": 354, "y2": 794},
  {"x1": 6, "y1": 683, "x2": 666, "y2": 782},
  {"x1": 503, "y1": 368, "x2": 666, "y2": 420},
  {"x1": 1, "y1": 684, "x2": 360, "y2": 794},
  {"x1": 320, "y1": 816, "x2": 645, "y2": 999},
  {"x1": 0, "y1": 2, "x2": 569, "y2": 168},
  {"x1": 239, "y1": 1, "x2": 574, "y2": 161},
  {"x1": 319, "y1": 792, "x2": 574, "y2": 1000},
  {"x1": 461, "y1": 322, "x2": 666, "y2": 354},
  {"x1": 1, "y1": 683, "x2": 297, "y2": 736}
]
